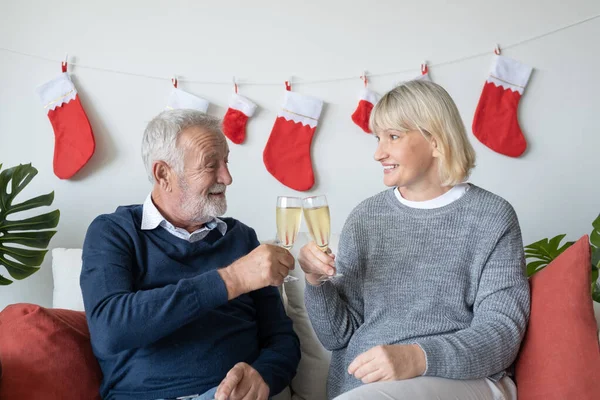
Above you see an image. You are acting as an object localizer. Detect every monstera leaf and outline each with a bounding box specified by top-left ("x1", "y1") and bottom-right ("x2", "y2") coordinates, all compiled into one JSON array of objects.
[
  {"x1": 591, "y1": 214, "x2": 600, "y2": 302},
  {"x1": 0, "y1": 164, "x2": 59, "y2": 285},
  {"x1": 524, "y1": 234, "x2": 574, "y2": 277},
  {"x1": 526, "y1": 214, "x2": 600, "y2": 303}
]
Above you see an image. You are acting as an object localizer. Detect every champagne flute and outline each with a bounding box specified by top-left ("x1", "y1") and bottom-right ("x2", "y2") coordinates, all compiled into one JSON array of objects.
[
  {"x1": 276, "y1": 196, "x2": 302, "y2": 283},
  {"x1": 302, "y1": 195, "x2": 343, "y2": 281}
]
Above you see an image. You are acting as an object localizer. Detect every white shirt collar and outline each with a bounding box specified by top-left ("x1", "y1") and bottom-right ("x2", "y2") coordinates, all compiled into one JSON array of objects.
[
  {"x1": 141, "y1": 194, "x2": 227, "y2": 242},
  {"x1": 395, "y1": 183, "x2": 470, "y2": 209}
]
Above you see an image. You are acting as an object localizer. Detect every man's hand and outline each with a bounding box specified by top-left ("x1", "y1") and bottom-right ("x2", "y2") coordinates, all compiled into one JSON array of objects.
[
  {"x1": 298, "y1": 241, "x2": 337, "y2": 286},
  {"x1": 347, "y1": 344, "x2": 426, "y2": 384},
  {"x1": 215, "y1": 362, "x2": 269, "y2": 400},
  {"x1": 219, "y1": 244, "x2": 294, "y2": 299}
]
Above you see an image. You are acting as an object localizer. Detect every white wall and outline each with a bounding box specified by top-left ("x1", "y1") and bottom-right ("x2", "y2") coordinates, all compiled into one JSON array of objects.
[{"x1": 1, "y1": 0, "x2": 599, "y2": 311}]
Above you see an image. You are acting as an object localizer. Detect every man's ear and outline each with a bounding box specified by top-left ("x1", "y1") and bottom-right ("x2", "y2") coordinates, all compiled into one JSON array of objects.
[{"x1": 153, "y1": 161, "x2": 173, "y2": 192}]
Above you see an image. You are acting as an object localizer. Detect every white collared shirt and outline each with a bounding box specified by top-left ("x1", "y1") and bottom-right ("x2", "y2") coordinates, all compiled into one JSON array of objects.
[
  {"x1": 395, "y1": 183, "x2": 470, "y2": 209},
  {"x1": 141, "y1": 194, "x2": 227, "y2": 243}
]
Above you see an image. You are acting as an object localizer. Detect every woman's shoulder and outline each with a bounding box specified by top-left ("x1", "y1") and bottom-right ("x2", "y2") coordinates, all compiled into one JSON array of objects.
[
  {"x1": 467, "y1": 184, "x2": 519, "y2": 222},
  {"x1": 348, "y1": 189, "x2": 393, "y2": 218}
]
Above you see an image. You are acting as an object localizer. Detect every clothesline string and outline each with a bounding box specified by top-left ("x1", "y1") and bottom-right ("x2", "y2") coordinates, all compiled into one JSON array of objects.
[{"x1": 0, "y1": 12, "x2": 598, "y2": 86}]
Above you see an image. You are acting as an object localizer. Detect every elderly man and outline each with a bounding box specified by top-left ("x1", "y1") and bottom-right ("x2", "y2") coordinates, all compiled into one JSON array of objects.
[{"x1": 80, "y1": 109, "x2": 300, "y2": 400}]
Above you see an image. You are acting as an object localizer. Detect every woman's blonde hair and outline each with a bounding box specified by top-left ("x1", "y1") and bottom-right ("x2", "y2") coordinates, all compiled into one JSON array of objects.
[{"x1": 369, "y1": 79, "x2": 476, "y2": 186}]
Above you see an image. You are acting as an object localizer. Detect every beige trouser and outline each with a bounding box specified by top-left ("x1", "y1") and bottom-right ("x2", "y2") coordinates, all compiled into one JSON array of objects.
[{"x1": 334, "y1": 376, "x2": 517, "y2": 400}]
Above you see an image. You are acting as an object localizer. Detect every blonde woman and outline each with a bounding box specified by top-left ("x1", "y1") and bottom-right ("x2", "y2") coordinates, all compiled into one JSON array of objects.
[{"x1": 299, "y1": 80, "x2": 530, "y2": 400}]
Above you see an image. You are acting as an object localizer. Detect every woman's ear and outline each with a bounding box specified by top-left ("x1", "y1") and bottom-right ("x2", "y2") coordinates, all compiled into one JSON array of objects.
[{"x1": 430, "y1": 138, "x2": 442, "y2": 158}]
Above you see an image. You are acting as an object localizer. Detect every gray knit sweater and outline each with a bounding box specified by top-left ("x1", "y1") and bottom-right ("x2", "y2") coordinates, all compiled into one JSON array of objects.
[{"x1": 304, "y1": 185, "x2": 530, "y2": 399}]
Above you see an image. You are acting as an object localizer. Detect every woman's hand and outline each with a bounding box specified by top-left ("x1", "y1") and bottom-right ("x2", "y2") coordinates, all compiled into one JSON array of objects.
[
  {"x1": 298, "y1": 241, "x2": 337, "y2": 286},
  {"x1": 348, "y1": 344, "x2": 426, "y2": 383}
]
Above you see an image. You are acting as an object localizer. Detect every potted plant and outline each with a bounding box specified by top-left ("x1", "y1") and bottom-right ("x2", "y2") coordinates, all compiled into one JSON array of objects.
[
  {"x1": 524, "y1": 214, "x2": 600, "y2": 302},
  {"x1": 0, "y1": 163, "x2": 60, "y2": 285}
]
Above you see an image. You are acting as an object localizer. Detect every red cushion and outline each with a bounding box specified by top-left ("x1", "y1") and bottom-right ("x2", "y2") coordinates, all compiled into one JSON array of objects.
[
  {"x1": 515, "y1": 235, "x2": 600, "y2": 399},
  {"x1": 0, "y1": 303, "x2": 102, "y2": 399}
]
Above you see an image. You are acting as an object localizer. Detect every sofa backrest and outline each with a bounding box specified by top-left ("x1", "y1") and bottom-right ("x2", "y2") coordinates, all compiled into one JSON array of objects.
[{"x1": 283, "y1": 232, "x2": 333, "y2": 400}]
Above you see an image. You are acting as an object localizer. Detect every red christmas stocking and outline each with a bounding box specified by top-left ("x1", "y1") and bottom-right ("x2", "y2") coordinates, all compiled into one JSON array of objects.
[
  {"x1": 351, "y1": 88, "x2": 380, "y2": 134},
  {"x1": 222, "y1": 93, "x2": 257, "y2": 144},
  {"x1": 472, "y1": 55, "x2": 532, "y2": 157},
  {"x1": 263, "y1": 90, "x2": 323, "y2": 191},
  {"x1": 37, "y1": 70, "x2": 95, "y2": 179}
]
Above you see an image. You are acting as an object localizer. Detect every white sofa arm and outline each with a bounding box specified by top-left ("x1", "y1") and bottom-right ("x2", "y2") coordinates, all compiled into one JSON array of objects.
[{"x1": 51, "y1": 248, "x2": 85, "y2": 311}]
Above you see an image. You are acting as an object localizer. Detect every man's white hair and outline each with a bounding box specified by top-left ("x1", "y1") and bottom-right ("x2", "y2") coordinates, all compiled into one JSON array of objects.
[{"x1": 141, "y1": 109, "x2": 223, "y2": 182}]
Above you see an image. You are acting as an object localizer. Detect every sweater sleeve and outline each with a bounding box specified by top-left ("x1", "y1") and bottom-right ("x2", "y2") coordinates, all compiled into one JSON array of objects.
[
  {"x1": 244, "y1": 230, "x2": 301, "y2": 396},
  {"x1": 304, "y1": 212, "x2": 365, "y2": 351},
  {"x1": 80, "y1": 216, "x2": 229, "y2": 356},
  {"x1": 415, "y1": 208, "x2": 531, "y2": 379}
]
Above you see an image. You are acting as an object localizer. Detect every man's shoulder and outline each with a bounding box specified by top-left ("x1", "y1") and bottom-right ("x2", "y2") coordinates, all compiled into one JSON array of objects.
[
  {"x1": 221, "y1": 217, "x2": 256, "y2": 238},
  {"x1": 88, "y1": 204, "x2": 143, "y2": 235}
]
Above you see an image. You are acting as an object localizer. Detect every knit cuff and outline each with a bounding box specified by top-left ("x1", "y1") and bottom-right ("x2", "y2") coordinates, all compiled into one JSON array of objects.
[
  {"x1": 188, "y1": 269, "x2": 229, "y2": 311},
  {"x1": 414, "y1": 338, "x2": 447, "y2": 377},
  {"x1": 251, "y1": 363, "x2": 275, "y2": 396},
  {"x1": 304, "y1": 279, "x2": 336, "y2": 321}
]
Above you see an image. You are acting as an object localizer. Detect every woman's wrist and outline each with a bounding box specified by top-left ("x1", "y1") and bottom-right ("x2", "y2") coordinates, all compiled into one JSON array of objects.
[
  {"x1": 305, "y1": 273, "x2": 325, "y2": 287},
  {"x1": 410, "y1": 344, "x2": 427, "y2": 376}
]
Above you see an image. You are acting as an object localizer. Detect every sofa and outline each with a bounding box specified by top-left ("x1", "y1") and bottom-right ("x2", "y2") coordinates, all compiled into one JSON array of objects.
[{"x1": 0, "y1": 232, "x2": 599, "y2": 399}]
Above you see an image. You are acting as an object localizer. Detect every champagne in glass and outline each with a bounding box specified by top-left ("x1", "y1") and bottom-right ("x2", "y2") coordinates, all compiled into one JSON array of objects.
[
  {"x1": 276, "y1": 196, "x2": 302, "y2": 283},
  {"x1": 302, "y1": 204, "x2": 330, "y2": 251},
  {"x1": 276, "y1": 197, "x2": 302, "y2": 249},
  {"x1": 302, "y1": 195, "x2": 342, "y2": 281}
]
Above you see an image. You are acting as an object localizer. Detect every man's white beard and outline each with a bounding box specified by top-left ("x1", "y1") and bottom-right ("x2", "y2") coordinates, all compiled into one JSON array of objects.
[{"x1": 179, "y1": 181, "x2": 227, "y2": 223}]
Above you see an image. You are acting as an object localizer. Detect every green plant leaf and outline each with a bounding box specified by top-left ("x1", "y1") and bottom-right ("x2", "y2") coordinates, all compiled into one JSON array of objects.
[
  {"x1": 0, "y1": 274, "x2": 12, "y2": 285},
  {"x1": 543, "y1": 235, "x2": 567, "y2": 258},
  {"x1": 0, "y1": 164, "x2": 59, "y2": 285},
  {"x1": 557, "y1": 241, "x2": 575, "y2": 254},
  {"x1": 592, "y1": 262, "x2": 599, "y2": 298},
  {"x1": 526, "y1": 238, "x2": 555, "y2": 260},
  {"x1": 6, "y1": 192, "x2": 54, "y2": 215},
  {"x1": 525, "y1": 234, "x2": 576, "y2": 279},
  {"x1": 525, "y1": 235, "x2": 571, "y2": 264},
  {"x1": 592, "y1": 280, "x2": 600, "y2": 303},
  {"x1": 524, "y1": 251, "x2": 552, "y2": 261},
  {"x1": 0, "y1": 164, "x2": 37, "y2": 209},
  {"x1": 0, "y1": 230, "x2": 57, "y2": 249},
  {"x1": 591, "y1": 230, "x2": 600, "y2": 250},
  {"x1": 0, "y1": 246, "x2": 48, "y2": 267},
  {"x1": 548, "y1": 234, "x2": 567, "y2": 251},
  {"x1": 526, "y1": 260, "x2": 548, "y2": 277},
  {"x1": 591, "y1": 214, "x2": 600, "y2": 249},
  {"x1": 592, "y1": 214, "x2": 600, "y2": 231},
  {"x1": 592, "y1": 248, "x2": 600, "y2": 269},
  {"x1": 524, "y1": 238, "x2": 548, "y2": 251},
  {"x1": 0, "y1": 210, "x2": 60, "y2": 232},
  {"x1": 0, "y1": 255, "x2": 40, "y2": 280}
]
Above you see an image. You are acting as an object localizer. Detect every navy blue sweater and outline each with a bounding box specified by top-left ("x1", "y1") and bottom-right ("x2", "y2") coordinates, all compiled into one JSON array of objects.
[{"x1": 80, "y1": 205, "x2": 300, "y2": 400}]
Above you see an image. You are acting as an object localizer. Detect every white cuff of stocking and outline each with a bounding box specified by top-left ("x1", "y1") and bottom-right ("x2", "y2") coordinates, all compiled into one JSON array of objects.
[
  {"x1": 359, "y1": 88, "x2": 380, "y2": 104},
  {"x1": 36, "y1": 73, "x2": 77, "y2": 112},
  {"x1": 396, "y1": 72, "x2": 431, "y2": 87},
  {"x1": 229, "y1": 93, "x2": 257, "y2": 117},
  {"x1": 166, "y1": 88, "x2": 209, "y2": 113},
  {"x1": 413, "y1": 72, "x2": 431, "y2": 82},
  {"x1": 277, "y1": 91, "x2": 323, "y2": 128},
  {"x1": 487, "y1": 55, "x2": 532, "y2": 95}
]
